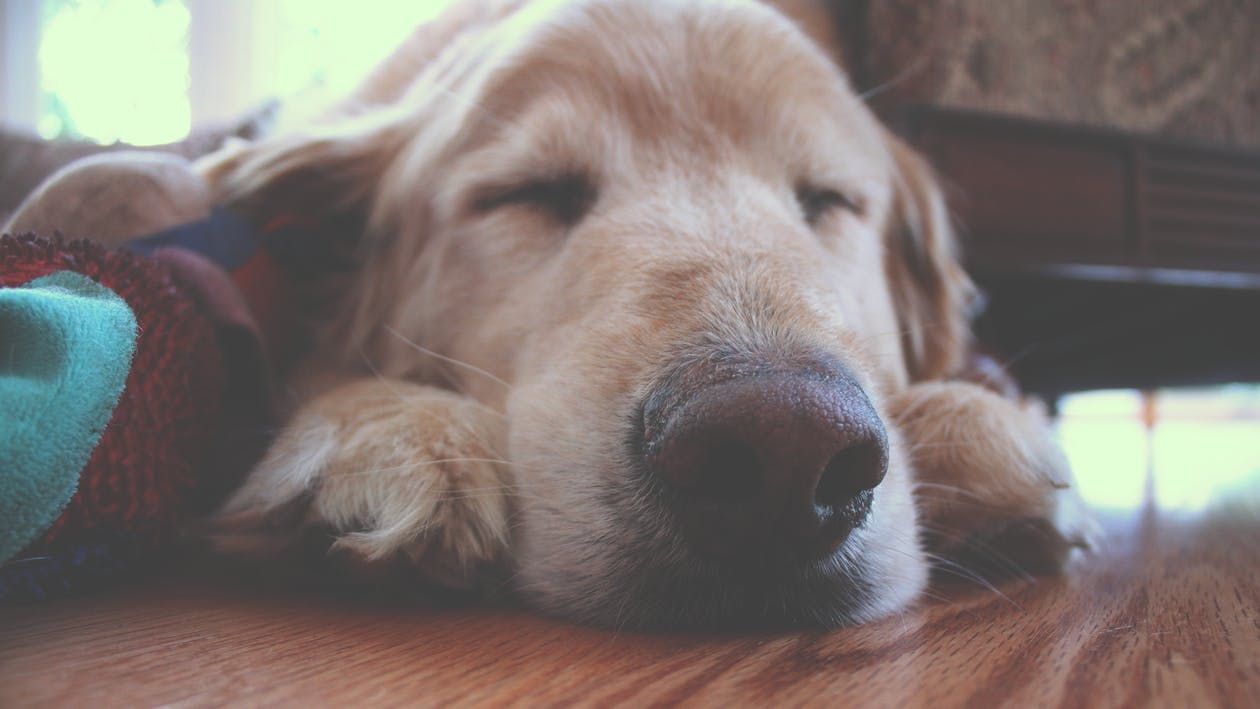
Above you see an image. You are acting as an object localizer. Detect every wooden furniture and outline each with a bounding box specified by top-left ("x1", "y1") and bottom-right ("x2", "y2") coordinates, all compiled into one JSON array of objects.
[
  {"x1": 3, "y1": 476, "x2": 1257, "y2": 706},
  {"x1": 897, "y1": 107, "x2": 1260, "y2": 395}
]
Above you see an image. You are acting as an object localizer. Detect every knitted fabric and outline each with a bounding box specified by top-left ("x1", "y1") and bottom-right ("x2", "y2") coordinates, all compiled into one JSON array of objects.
[
  {"x1": 0, "y1": 209, "x2": 327, "y2": 599},
  {"x1": 0, "y1": 271, "x2": 136, "y2": 562},
  {"x1": 0, "y1": 233, "x2": 225, "y2": 549}
]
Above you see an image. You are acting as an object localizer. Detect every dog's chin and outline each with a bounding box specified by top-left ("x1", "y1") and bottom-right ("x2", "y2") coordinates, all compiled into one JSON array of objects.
[
  {"x1": 511, "y1": 489, "x2": 927, "y2": 631},
  {"x1": 516, "y1": 540, "x2": 919, "y2": 630},
  {"x1": 604, "y1": 555, "x2": 889, "y2": 630}
]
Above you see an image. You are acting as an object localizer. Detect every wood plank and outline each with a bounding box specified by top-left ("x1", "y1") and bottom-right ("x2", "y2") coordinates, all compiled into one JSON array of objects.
[
  {"x1": 2, "y1": 489, "x2": 1258, "y2": 707},
  {"x1": 929, "y1": 129, "x2": 1130, "y2": 252},
  {"x1": 901, "y1": 107, "x2": 1260, "y2": 276}
]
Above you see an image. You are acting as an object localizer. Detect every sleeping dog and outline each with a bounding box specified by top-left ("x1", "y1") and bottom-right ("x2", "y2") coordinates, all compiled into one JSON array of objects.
[{"x1": 7, "y1": 0, "x2": 1088, "y2": 628}]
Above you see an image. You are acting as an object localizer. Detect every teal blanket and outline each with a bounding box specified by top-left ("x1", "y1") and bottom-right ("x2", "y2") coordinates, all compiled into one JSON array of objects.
[{"x1": 0, "y1": 272, "x2": 137, "y2": 563}]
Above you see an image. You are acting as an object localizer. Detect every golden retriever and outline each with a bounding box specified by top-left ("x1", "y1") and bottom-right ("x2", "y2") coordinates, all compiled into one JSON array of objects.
[{"x1": 7, "y1": 0, "x2": 1089, "y2": 628}]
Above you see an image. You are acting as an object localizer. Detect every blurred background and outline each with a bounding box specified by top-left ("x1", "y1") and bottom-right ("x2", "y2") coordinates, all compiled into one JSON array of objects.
[
  {"x1": 1, "y1": 0, "x2": 1257, "y2": 512},
  {"x1": 0, "y1": 0, "x2": 455, "y2": 144}
]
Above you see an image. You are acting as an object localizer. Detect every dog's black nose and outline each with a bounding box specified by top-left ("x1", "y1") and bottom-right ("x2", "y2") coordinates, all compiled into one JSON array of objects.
[{"x1": 644, "y1": 370, "x2": 888, "y2": 563}]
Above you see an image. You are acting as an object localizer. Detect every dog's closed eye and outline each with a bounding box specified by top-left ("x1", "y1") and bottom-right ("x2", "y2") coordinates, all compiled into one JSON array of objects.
[
  {"x1": 795, "y1": 184, "x2": 862, "y2": 227},
  {"x1": 473, "y1": 173, "x2": 597, "y2": 226}
]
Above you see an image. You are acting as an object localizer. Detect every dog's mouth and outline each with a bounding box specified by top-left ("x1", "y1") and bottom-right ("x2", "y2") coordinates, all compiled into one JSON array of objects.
[
  {"x1": 599, "y1": 539, "x2": 880, "y2": 629},
  {"x1": 602, "y1": 348, "x2": 895, "y2": 628}
]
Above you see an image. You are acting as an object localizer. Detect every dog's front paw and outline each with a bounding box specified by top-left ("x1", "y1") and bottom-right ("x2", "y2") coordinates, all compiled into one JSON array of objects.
[
  {"x1": 210, "y1": 379, "x2": 509, "y2": 589},
  {"x1": 890, "y1": 381, "x2": 1097, "y2": 577}
]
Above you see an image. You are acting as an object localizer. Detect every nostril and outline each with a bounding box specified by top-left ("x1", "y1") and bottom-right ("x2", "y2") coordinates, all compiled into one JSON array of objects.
[
  {"x1": 675, "y1": 440, "x2": 760, "y2": 503},
  {"x1": 816, "y1": 439, "x2": 887, "y2": 508}
]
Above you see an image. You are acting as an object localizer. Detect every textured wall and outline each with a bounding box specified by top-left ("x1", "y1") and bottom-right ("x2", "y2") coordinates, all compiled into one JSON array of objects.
[{"x1": 864, "y1": 0, "x2": 1260, "y2": 147}]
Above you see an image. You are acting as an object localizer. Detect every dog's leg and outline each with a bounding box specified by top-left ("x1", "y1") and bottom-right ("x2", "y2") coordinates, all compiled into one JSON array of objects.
[
  {"x1": 4, "y1": 152, "x2": 212, "y2": 244},
  {"x1": 888, "y1": 381, "x2": 1095, "y2": 577},
  {"x1": 211, "y1": 378, "x2": 511, "y2": 589}
]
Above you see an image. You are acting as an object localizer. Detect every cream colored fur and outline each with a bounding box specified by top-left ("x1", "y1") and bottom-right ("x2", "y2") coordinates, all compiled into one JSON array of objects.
[
  {"x1": 215, "y1": 379, "x2": 508, "y2": 588},
  {"x1": 4, "y1": 151, "x2": 211, "y2": 245},
  {"x1": 6, "y1": 0, "x2": 1090, "y2": 627}
]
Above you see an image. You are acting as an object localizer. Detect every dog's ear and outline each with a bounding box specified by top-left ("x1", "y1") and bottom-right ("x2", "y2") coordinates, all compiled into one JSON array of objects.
[
  {"x1": 883, "y1": 131, "x2": 979, "y2": 382},
  {"x1": 195, "y1": 117, "x2": 419, "y2": 364},
  {"x1": 196, "y1": 0, "x2": 532, "y2": 225},
  {"x1": 196, "y1": 116, "x2": 407, "y2": 229}
]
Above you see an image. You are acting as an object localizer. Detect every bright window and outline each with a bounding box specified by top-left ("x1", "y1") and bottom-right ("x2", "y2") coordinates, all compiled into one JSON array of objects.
[
  {"x1": 1058, "y1": 386, "x2": 1260, "y2": 511},
  {"x1": 27, "y1": 0, "x2": 456, "y2": 146},
  {"x1": 39, "y1": 0, "x2": 191, "y2": 144}
]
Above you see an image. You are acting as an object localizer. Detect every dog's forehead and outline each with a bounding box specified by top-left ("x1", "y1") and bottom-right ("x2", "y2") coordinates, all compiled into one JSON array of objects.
[{"x1": 472, "y1": 0, "x2": 882, "y2": 160}]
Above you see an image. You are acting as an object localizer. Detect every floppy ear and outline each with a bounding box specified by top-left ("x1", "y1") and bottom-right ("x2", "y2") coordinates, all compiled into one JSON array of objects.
[
  {"x1": 193, "y1": 1, "x2": 538, "y2": 365},
  {"x1": 883, "y1": 131, "x2": 979, "y2": 382},
  {"x1": 196, "y1": 117, "x2": 407, "y2": 230},
  {"x1": 195, "y1": 118, "x2": 420, "y2": 366},
  {"x1": 196, "y1": 0, "x2": 531, "y2": 225}
]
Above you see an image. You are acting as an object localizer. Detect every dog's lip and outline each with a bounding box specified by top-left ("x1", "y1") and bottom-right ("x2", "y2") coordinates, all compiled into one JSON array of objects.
[{"x1": 600, "y1": 547, "x2": 877, "y2": 629}]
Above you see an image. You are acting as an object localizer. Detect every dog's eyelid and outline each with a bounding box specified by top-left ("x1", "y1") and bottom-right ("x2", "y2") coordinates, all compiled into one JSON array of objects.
[
  {"x1": 795, "y1": 183, "x2": 865, "y2": 226},
  {"x1": 471, "y1": 173, "x2": 596, "y2": 226}
]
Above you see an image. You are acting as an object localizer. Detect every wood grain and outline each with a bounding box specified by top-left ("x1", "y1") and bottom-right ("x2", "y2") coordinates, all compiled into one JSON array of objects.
[
  {"x1": 903, "y1": 107, "x2": 1260, "y2": 275},
  {"x1": 2, "y1": 495, "x2": 1258, "y2": 707}
]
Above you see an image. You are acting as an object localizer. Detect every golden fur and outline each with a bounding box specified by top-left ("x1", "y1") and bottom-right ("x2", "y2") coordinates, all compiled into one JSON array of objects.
[{"x1": 7, "y1": 0, "x2": 1090, "y2": 628}]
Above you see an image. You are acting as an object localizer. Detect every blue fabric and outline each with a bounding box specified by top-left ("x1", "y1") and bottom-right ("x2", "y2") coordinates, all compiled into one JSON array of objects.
[
  {"x1": 0, "y1": 271, "x2": 137, "y2": 564},
  {"x1": 0, "y1": 531, "x2": 144, "y2": 601},
  {"x1": 126, "y1": 208, "x2": 259, "y2": 269}
]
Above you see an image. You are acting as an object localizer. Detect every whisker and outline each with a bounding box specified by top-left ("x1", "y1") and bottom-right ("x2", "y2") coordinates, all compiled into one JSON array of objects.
[
  {"x1": 902, "y1": 441, "x2": 995, "y2": 453},
  {"x1": 357, "y1": 344, "x2": 509, "y2": 423},
  {"x1": 857, "y1": 49, "x2": 932, "y2": 103},
  {"x1": 332, "y1": 457, "x2": 514, "y2": 478},
  {"x1": 920, "y1": 552, "x2": 1023, "y2": 610},
  {"x1": 912, "y1": 481, "x2": 991, "y2": 503},
  {"x1": 917, "y1": 523, "x2": 1035, "y2": 583},
  {"x1": 383, "y1": 324, "x2": 512, "y2": 391}
]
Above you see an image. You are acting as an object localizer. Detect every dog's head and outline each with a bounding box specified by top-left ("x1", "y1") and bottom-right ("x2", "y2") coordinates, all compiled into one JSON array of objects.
[{"x1": 211, "y1": 0, "x2": 976, "y2": 628}]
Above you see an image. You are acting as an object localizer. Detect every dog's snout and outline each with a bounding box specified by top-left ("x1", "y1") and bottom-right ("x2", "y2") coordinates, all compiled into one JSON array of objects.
[{"x1": 644, "y1": 368, "x2": 888, "y2": 563}]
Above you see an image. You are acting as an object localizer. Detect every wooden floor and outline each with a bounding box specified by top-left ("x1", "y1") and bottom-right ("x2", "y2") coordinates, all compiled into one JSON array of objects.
[{"x1": 2, "y1": 483, "x2": 1258, "y2": 707}]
